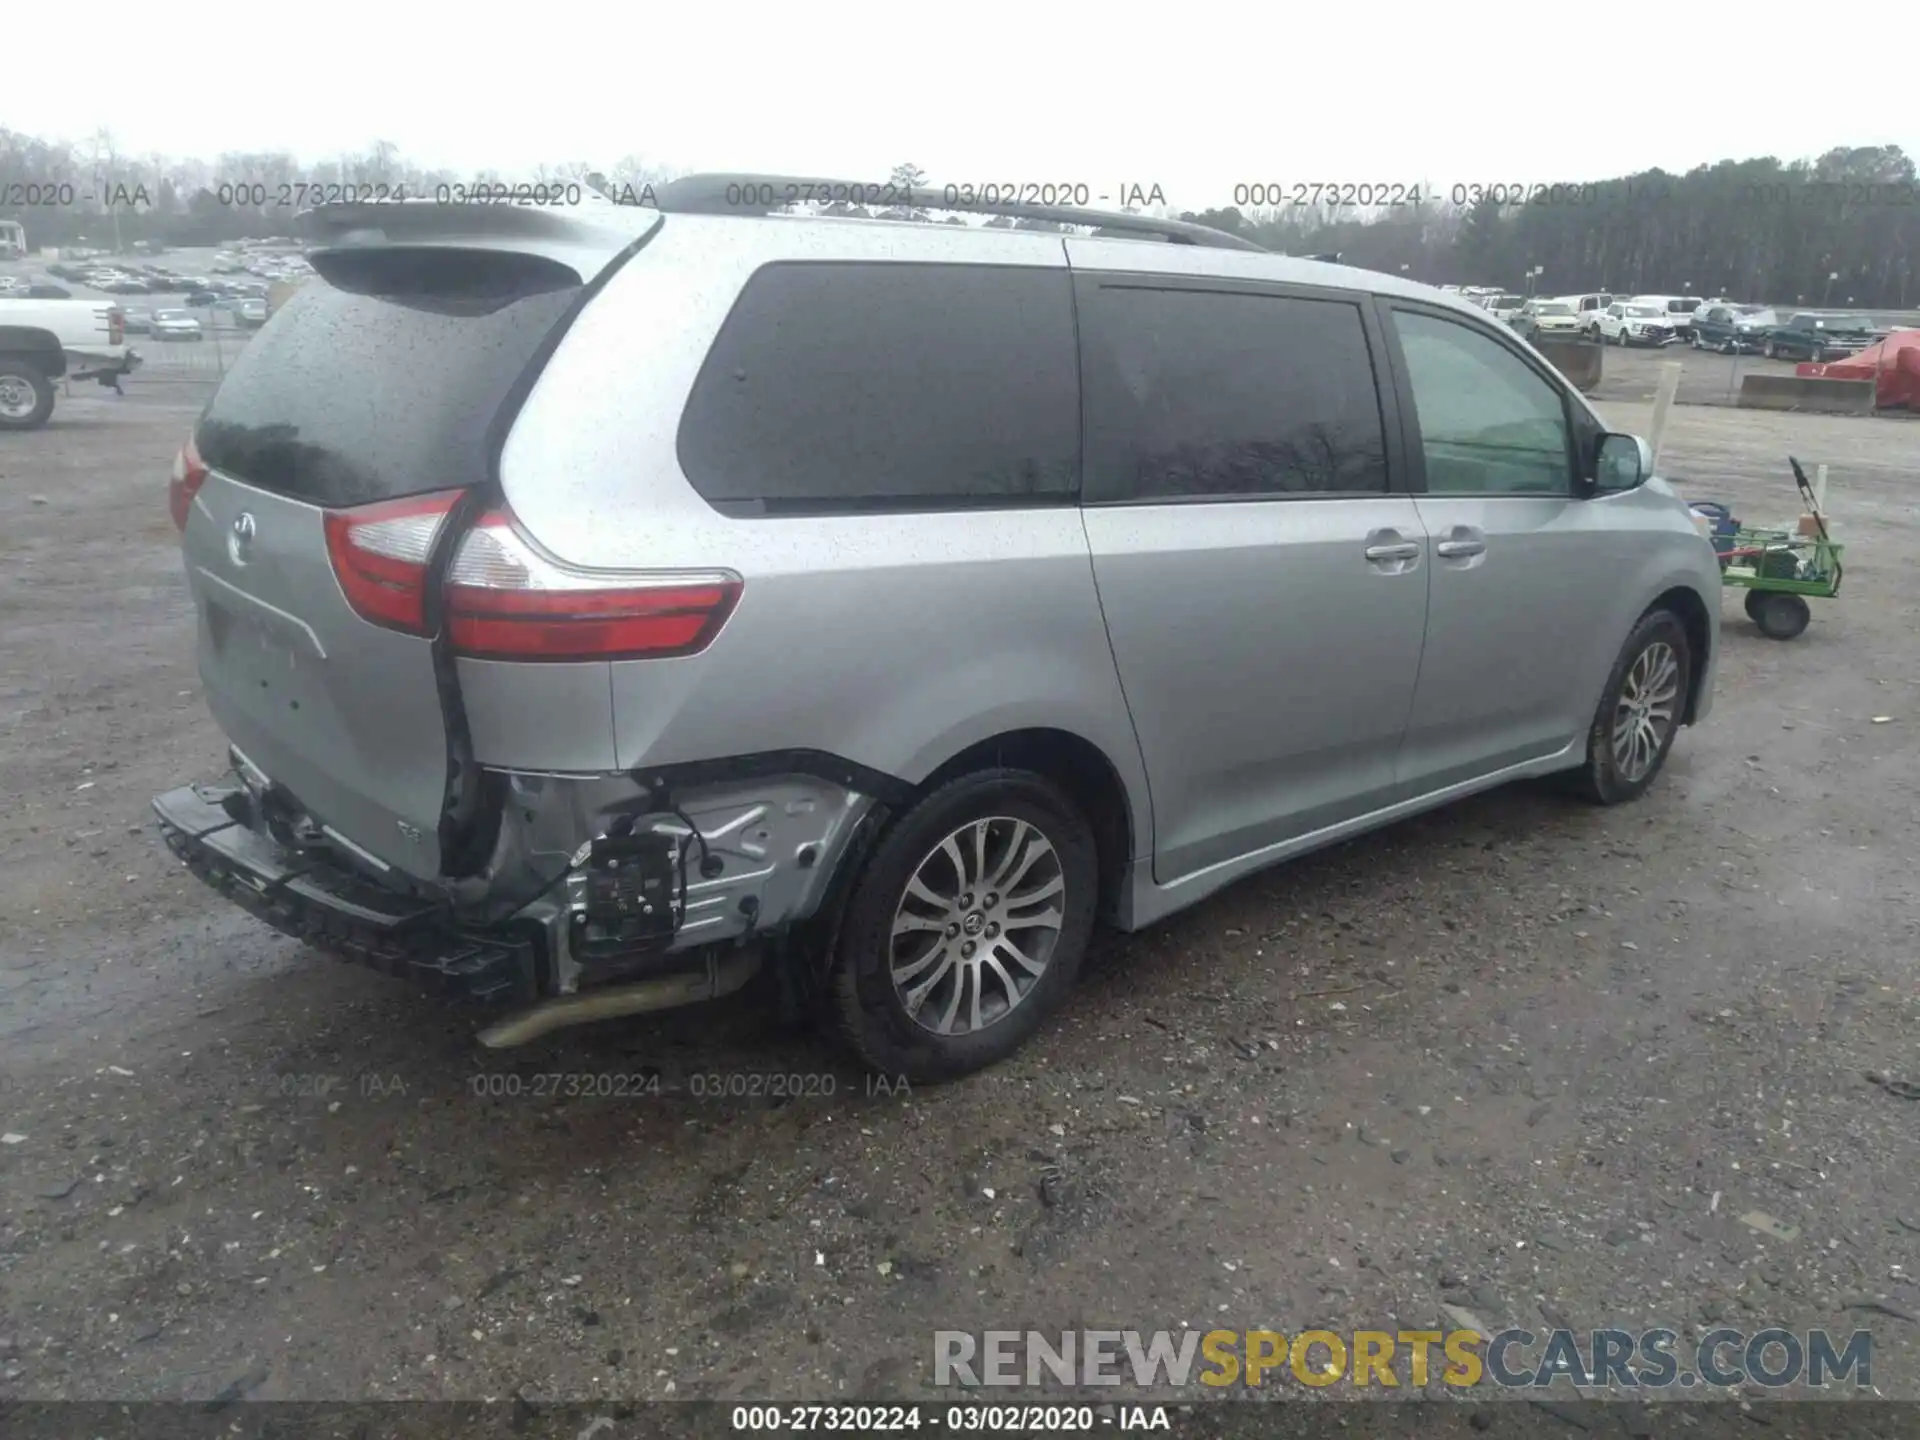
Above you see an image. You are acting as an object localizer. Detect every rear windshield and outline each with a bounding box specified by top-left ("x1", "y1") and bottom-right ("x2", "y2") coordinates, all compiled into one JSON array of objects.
[{"x1": 195, "y1": 249, "x2": 580, "y2": 507}]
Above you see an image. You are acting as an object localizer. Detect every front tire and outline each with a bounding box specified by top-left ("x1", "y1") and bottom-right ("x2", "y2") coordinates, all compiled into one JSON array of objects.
[
  {"x1": 1565, "y1": 610, "x2": 1691, "y2": 805},
  {"x1": 0, "y1": 361, "x2": 56, "y2": 431},
  {"x1": 827, "y1": 768, "x2": 1098, "y2": 1083}
]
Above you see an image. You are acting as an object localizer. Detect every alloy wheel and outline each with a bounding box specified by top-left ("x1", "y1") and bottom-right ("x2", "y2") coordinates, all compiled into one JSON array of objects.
[
  {"x1": 887, "y1": 816, "x2": 1067, "y2": 1036},
  {"x1": 0, "y1": 374, "x2": 37, "y2": 419},
  {"x1": 1611, "y1": 641, "x2": 1681, "y2": 782}
]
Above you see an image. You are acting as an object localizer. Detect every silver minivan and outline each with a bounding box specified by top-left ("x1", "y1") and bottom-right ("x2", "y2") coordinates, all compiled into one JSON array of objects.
[{"x1": 154, "y1": 177, "x2": 1721, "y2": 1080}]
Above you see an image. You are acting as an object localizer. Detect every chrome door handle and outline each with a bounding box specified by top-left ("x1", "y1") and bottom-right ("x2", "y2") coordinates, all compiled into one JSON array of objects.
[
  {"x1": 1436, "y1": 539, "x2": 1486, "y2": 558},
  {"x1": 1365, "y1": 542, "x2": 1422, "y2": 561}
]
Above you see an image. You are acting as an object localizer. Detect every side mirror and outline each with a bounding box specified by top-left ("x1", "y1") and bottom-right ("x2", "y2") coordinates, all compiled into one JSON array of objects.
[{"x1": 1591, "y1": 432, "x2": 1651, "y2": 493}]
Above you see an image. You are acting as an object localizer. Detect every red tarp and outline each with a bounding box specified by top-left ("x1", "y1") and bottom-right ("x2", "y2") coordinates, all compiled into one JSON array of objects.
[{"x1": 1796, "y1": 328, "x2": 1920, "y2": 409}]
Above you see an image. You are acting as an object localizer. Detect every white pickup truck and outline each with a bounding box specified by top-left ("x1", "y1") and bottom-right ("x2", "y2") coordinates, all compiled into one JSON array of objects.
[{"x1": 0, "y1": 297, "x2": 143, "y2": 430}]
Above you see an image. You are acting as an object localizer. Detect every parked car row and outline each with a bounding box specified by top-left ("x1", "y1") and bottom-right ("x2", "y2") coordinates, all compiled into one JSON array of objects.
[
  {"x1": 211, "y1": 248, "x2": 313, "y2": 285},
  {"x1": 1477, "y1": 287, "x2": 1890, "y2": 361},
  {"x1": 46, "y1": 261, "x2": 213, "y2": 295}
]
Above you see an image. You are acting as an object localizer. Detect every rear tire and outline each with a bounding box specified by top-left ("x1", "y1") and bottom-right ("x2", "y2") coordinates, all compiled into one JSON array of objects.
[
  {"x1": 1750, "y1": 592, "x2": 1810, "y2": 640},
  {"x1": 1564, "y1": 610, "x2": 1691, "y2": 805},
  {"x1": 0, "y1": 360, "x2": 56, "y2": 431},
  {"x1": 827, "y1": 768, "x2": 1097, "y2": 1083}
]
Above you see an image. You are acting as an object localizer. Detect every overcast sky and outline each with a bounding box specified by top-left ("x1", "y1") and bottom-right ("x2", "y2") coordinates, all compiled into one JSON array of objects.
[{"x1": 6, "y1": 1, "x2": 1911, "y2": 208}]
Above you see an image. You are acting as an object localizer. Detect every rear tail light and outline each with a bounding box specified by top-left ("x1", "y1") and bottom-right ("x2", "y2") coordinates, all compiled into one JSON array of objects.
[
  {"x1": 168, "y1": 436, "x2": 208, "y2": 530},
  {"x1": 108, "y1": 307, "x2": 124, "y2": 345},
  {"x1": 324, "y1": 495, "x2": 741, "y2": 661},
  {"x1": 322, "y1": 491, "x2": 462, "y2": 632}
]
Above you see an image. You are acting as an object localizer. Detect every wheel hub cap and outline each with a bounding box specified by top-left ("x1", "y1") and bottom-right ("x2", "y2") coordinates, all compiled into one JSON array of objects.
[
  {"x1": 1611, "y1": 641, "x2": 1680, "y2": 782},
  {"x1": 0, "y1": 376, "x2": 34, "y2": 417},
  {"x1": 888, "y1": 816, "x2": 1067, "y2": 1037}
]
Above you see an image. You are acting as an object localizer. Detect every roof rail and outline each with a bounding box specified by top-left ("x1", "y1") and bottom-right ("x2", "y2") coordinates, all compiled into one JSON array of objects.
[{"x1": 647, "y1": 174, "x2": 1266, "y2": 253}]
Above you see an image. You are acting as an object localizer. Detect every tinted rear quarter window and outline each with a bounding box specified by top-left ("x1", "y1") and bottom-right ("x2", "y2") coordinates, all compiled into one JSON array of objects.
[
  {"x1": 677, "y1": 262, "x2": 1080, "y2": 513},
  {"x1": 1078, "y1": 284, "x2": 1389, "y2": 502},
  {"x1": 195, "y1": 249, "x2": 580, "y2": 506}
]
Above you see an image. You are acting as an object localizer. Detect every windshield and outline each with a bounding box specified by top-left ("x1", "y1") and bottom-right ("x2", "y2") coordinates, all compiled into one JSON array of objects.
[
  {"x1": 1624, "y1": 305, "x2": 1663, "y2": 318},
  {"x1": 1534, "y1": 303, "x2": 1574, "y2": 316},
  {"x1": 1492, "y1": 297, "x2": 1522, "y2": 309}
]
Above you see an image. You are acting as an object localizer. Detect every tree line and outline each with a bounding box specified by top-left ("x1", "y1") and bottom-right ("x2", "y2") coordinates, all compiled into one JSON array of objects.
[
  {"x1": 1181, "y1": 146, "x2": 1918, "y2": 309},
  {"x1": 4, "y1": 130, "x2": 1914, "y2": 307}
]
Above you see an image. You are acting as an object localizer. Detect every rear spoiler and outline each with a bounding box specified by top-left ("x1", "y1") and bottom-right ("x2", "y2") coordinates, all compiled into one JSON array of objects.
[{"x1": 294, "y1": 200, "x2": 664, "y2": 283}]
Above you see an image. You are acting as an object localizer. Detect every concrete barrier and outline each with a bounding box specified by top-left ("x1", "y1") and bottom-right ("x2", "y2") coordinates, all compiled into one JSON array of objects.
[
  {"x1": 1736, "y1": 373, "x2": 1877, "y2": 415},
  {"x1": 1533, "y1": 338, "x2": 1603, "y2": 393}
]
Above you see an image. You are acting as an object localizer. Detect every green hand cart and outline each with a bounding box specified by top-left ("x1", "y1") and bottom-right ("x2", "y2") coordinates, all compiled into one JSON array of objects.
[{"x1": 1693, "y1": 456, "x2": 1844, "y2": 641}]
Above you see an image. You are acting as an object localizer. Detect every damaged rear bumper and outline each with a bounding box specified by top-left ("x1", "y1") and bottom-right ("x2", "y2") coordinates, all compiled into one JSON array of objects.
[
  {"x1": 152, "y1": 754, "x2": 885, "y2": 1037},
  {"x1": 153, "y1": 781, "x2": 544, "y2": 1005}
]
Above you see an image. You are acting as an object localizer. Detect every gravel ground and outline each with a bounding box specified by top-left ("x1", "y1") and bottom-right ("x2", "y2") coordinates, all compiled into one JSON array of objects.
[{"x1": 1, "y1": 380, "x2": 1918, "y2": 1418}]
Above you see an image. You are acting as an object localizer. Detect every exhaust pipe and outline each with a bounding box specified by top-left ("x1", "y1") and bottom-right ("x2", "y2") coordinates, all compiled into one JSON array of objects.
[{"x1": 476, "y1": 949, "x2": 762, "y2": 1048}]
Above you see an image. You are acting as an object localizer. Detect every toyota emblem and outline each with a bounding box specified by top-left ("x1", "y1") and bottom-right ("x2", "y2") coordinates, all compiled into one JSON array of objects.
[{"x1": 228, "y1": 512, "x2": 256, "y2": 566}]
